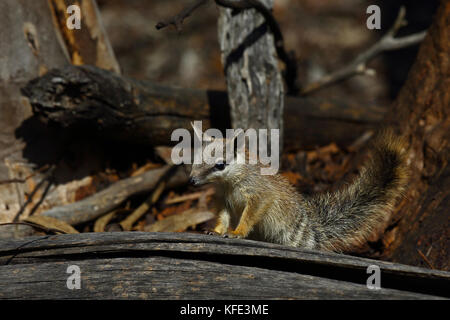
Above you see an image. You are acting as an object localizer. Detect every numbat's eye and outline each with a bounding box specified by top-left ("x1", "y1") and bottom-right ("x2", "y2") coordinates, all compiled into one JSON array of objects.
[{"x1": 214, "y1": 162, "x2": 226, "y2": 171}]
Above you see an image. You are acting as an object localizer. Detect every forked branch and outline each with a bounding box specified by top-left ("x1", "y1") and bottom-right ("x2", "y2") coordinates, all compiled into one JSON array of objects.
[{"x1": 301, "y1": 7, "x2": 427, "y2": 95}]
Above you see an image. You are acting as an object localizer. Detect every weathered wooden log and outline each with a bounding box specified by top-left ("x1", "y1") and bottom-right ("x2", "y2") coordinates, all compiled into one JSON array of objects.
[
  {"x1": 0, "y1": 232, "x2": 448, "y2": 299},
  {"x1": 21, "y1": 65, "x2": 386, "y2": 151}
]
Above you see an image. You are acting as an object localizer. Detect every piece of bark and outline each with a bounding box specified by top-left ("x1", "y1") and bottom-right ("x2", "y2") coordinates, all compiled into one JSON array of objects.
[
  {"x1": 0, "y1": 232, "x2": 448, "y2": 299},
  {"x1": 22, "y1": 65, "x2": 385, "y2": 151},
  {"x1": 218, "y1": 0, "x2": 285, "y2": 151}
]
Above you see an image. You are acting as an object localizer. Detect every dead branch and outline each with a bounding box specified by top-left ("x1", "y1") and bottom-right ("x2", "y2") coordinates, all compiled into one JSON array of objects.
[
  {"x1": 301, "y1": 7, "x2": 427, "y2": 95},
  {"x1": 40, "y1": 165, "x2": 189, "y2": 227},
  {"x1": 155, "y1": 0, "x2": 209, "y2": 31}
]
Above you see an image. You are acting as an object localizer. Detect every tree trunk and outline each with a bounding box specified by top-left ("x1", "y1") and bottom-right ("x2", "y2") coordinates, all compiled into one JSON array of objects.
[
  {"x1": 0, "y1": 0, "x2": 121, "y2": 224},
  {"x1": 47, "y1": 0, "x2": 120, "y2": 74},
  {"x1": 0, "y1": 0, "x2": 69, "y2": 222},
  {"x1": 377, "y1": 1, "x2": 449, "y2": 271},
  {"x1": 218, "y1": 0, "x2": 285, "y2": 151}
]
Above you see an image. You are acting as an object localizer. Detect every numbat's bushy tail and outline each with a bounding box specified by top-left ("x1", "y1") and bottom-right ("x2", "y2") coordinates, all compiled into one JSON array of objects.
[
  {"x1": 189, "y1": 126, "x2": 409, "y2": 252},
  {"x1": 305, "y1": 130, "x2": 409, "y2": 251}
]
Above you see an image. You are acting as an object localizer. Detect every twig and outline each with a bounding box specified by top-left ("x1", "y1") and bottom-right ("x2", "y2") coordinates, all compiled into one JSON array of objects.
[
  {"x1": 93, "y1": 209, "x2": 130, "y2": 233},
  {"x1": 0, "y1": 178, "x2": 26, "y2": 185},
  {"x1": 119, "y1": 166, "x2": 178, "y2": 231},
  {"x1": 301, "y1": 7, "x2": 427, "y2": 95},
  {"x1": 119, "y1": 181, "x2": 166, "y2": 231},
  {"x1": 165, "y1": 188, "x2": 215, "y2": 205},
  {"x1": 155, "y1": 0, "x2": 209, "y2": 31},
  {"x1": 156, "y1": 0, "x2": 298, "y2": 94},
  {"x1": 3, "y1": 235, "x2": 52, "y2": 265},
  {"x1": 12, "y1": 166, "x2": 55, "y2": 222},
  {"x1": 27, "y1": 178, "x2": 54, "y2": 218},
  {"x1": 0, "y1": 222, "x2": 68, "y2": 235},
  {"x1": 0, "y1": 164, "x2": 50, "y2": 185},
  {"x1": 417, "y1": 248, "x2": 435, "y2": 269}
]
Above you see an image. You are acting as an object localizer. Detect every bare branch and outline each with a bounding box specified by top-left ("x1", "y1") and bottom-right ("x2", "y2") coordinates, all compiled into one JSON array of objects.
[
  {"x1": 155, "y1": 0, "x2": 209, "y2": 31},
  {"x1": 301, "y1": 6, "x2": 427, "y2": 95}
]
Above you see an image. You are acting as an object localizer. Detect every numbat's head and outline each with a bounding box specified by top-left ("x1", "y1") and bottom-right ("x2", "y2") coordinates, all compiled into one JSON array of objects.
[{"x1": 188, "y1": 123, "x2": 249, "y2": 186}]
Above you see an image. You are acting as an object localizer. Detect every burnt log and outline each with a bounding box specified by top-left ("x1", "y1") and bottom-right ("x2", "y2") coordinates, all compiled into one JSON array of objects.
[{"x1": 22, "y1": 65, "x2": 385, "y2": 151}]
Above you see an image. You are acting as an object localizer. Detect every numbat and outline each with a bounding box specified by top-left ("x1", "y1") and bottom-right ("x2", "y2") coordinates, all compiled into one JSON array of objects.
[{"x1": 189, "y1": 124, "x2": 409, "y2": 252}]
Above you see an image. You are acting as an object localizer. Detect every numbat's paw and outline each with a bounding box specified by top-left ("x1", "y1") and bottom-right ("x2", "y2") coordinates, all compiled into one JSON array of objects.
[
  {"x1": 203, "y1": 230, "x2": 220, "y2": 236},
  {"x1": 222, "y1": 232, "x2": 242, "y2": 239}
]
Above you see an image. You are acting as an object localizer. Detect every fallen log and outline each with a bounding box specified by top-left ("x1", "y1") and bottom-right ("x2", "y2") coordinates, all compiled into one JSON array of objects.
[
  {"x1": 21, "y1": 65, "x2": 386, "y2": 151},
  {"x1": 0, "y1": 232, "x2": 448, "y2": 299}
]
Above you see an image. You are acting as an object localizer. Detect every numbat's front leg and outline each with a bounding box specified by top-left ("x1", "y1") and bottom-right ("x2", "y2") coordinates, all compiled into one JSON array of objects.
[
  {"x1": 223, "y1": 203, "x2": 258, "y2": 239},
  {"x1": 206, "y1": 209, "x2": 229, "y2": 236}
]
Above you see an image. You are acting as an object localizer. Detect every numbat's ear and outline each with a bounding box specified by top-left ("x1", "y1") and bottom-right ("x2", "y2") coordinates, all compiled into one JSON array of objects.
[
  {"x1": 229, "y1": 128, "x2": 245, "y2": 160},
  {"x1": 191, "y1": 121, "x2": 214, "y2": 142},
  {"x1": 191, "y1": 121, "x2": 203, "y2": 141},
  {"x1": 230, "y1": 128, "x2": 244, "y2": 145}
]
